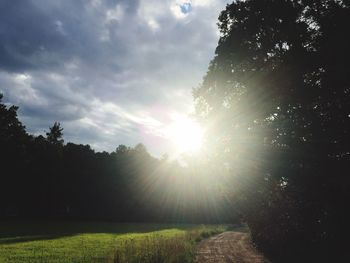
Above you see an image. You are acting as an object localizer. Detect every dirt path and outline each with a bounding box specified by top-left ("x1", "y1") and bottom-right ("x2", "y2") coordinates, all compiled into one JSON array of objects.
[{"x1": 195, "y1": 230, "x2": 269, "y2": 263}]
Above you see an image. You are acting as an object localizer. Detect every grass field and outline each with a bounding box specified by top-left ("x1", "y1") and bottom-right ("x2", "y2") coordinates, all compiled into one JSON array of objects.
[{"x1": 0, "y1": 221, "x2": 229, "y2": 263}]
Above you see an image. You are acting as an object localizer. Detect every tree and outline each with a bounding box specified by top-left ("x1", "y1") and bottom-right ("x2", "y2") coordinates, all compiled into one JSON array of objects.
[
  {"x1": 0, "y1": 94, "x2": 28, "y2": 146},
  {"x1": 194, "y1": 0, "x2": 350, "y2": 260},
  {"x1": 46, "y1": 122, "x2": 64, "y2": 146},
  {"x1": 0, "y1": 94, "x2": 30, "y2": 216},
  {"x1": 116, "y1": 144, "x2": 129, "y2": 155},
  {"x1": 134, "y1": 143, "x2": 148, "y2": 154}
]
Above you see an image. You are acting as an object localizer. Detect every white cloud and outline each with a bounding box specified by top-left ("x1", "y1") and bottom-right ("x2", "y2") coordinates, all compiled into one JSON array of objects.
[
  {"x1": 192, "y1": 0, "x2": 216, "y2": 7},
  {"x1": 106, "y1": 4, "x2": 124, "y2": 22},
  {"x1": 137, "y1": 0, "x2": 166, "y2": 31},
  {"x1": 147, "y1": 18, "x2": 160, "y2": 31}
]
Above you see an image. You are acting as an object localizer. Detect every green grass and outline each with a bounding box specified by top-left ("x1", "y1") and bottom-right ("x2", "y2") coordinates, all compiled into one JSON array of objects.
[{"x1": 0, "y1": 222, "x2": 229, "y2": 263}]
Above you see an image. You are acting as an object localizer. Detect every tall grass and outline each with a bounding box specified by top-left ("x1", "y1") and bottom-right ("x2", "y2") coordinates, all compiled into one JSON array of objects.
[
  {"x1": 111, "y1": 225, "x2": 226, "y2": 263},
  {"x1": 0, "y1": 223, "x2": 228, "y2": 263}
]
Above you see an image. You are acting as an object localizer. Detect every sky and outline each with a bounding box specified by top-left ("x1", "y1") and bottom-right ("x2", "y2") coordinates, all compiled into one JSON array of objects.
[{"x1": 0, "y1": 0, "x2": 229, "y2": 156}]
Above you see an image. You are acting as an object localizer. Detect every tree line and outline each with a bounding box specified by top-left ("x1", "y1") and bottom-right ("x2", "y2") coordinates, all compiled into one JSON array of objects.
[{"x1": 0, "y1": 94, "x2": 237, "y2": 223}]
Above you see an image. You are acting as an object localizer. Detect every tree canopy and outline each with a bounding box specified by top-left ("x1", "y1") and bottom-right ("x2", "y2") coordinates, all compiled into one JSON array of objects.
[{"x1": 194, "y1": 0, "x2": 349, "y2": 260}]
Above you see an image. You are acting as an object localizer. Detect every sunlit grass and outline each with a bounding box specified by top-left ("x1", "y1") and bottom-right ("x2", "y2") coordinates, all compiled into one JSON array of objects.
[{"x1": 0, "y1": 222, "x2": 228, "y2": 263}]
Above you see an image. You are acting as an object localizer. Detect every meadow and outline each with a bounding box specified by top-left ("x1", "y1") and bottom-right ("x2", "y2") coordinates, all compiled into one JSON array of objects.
[{"x1": 0, "y1": 221, "x2": 229, "y2": 263}]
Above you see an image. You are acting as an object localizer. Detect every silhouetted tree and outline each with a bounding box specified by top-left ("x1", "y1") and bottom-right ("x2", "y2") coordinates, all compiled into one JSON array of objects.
[
  {"x1": 46, "y1": 122, "x2": 64, "y2": 146},
  {"x1": 116, "y1": 144, "x2": 129, "y2": 154},
  {"x1": 194, "y1": 0, "x2": 350, "y2": 260},
  {"x1": 0, "y1": 94, "x2": 30, "y2": 216},
  {"x1": 0, "y1": 94, "x2": 237, "y2": 223}
]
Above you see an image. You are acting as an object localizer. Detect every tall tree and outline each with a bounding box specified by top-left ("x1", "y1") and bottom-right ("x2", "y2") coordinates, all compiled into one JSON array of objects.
[
  {"x1": 46, "y1": 122, "x2": 64, "y2": 146},
  {"x1": 194, "y1": 0, "x2": 350, "y2": 260}
]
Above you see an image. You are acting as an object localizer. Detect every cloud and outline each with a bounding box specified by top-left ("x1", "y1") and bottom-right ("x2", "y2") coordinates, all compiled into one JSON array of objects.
[{"x1": 0, "y1": 0, "x2": 229, "y2": 156}]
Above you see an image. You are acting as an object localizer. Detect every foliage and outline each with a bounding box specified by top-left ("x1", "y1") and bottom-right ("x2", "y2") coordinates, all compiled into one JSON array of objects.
[
  {"x1": 46, "y1": 122, "x2": 64, "y2": 146},
  {"x1": 0, "y1": 94, "x2": 237, "y2": 223},
  {"x1": 0, "y1": 94, "x2": 30, "y2": 215},
  {"x1": 194, "y1": 0, "x2": 350, "y2": 261}
]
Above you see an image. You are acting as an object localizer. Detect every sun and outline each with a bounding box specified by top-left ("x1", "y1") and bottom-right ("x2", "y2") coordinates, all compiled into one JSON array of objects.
[{"x1": 167, "y1": 115, "x2": 203, "y2": 154}]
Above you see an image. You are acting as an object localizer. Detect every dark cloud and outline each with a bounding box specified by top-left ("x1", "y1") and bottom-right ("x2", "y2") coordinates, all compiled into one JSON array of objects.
[
  {"x1": 0, "y1": 1, "x2": 68, "y2": 71},
  {"x1": 0, "y1": 0, "x2": 229, "y2": 155}
]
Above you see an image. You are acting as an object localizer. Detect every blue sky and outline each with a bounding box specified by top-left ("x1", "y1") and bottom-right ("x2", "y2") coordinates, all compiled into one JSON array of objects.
[{"x1": 0, "y1": 0, "x2": 229, "y2": 156}]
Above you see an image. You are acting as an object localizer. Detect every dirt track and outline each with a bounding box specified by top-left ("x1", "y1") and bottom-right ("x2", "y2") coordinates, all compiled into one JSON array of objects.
[{"x1": 195, "y1": 231, "x2": 269, "y2": 263}]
